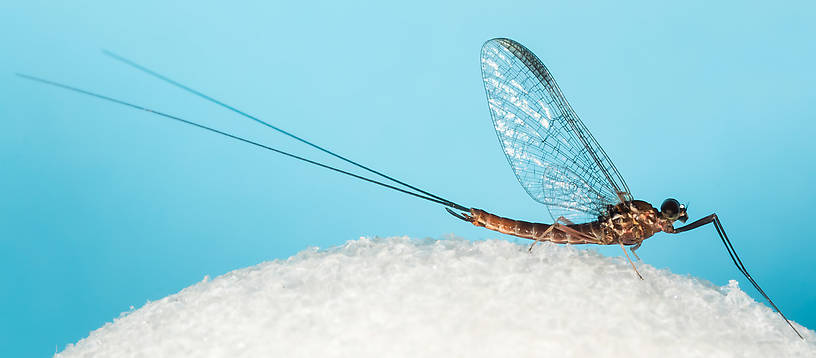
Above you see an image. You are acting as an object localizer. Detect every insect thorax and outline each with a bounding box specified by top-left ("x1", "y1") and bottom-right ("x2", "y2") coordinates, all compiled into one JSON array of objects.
[{"x1": 597, "y1": 200, "x2": 664, "y2": 245}]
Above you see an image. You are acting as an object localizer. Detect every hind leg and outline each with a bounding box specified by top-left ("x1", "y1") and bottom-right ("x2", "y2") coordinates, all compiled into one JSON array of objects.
[
  {"x1": 529, "y1": 216, "x2": 575, "y2": 252},
  {"x1": 529, "y1": 217, "x2": 599, "y2": 253}
]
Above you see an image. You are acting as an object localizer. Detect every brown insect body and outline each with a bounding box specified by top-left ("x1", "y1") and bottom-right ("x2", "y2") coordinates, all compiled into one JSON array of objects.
[{"x1": 468, "y1": 200, "x2": 674, "y2": 246}]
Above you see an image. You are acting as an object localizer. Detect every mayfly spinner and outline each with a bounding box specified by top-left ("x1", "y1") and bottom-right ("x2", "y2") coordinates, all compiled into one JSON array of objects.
[{"x1": 17, "y1": 38, "x2": 803, "y2": 339}]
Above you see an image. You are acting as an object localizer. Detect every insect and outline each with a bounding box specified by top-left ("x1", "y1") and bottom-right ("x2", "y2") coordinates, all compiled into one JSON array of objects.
[{"x1": 17, "y1": 38, "x2": 802, "y2": 339}]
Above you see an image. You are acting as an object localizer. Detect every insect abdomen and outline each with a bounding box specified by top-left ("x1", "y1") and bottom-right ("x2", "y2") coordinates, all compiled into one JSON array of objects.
[{"x1": 469, "y1": 208, "x2": 599, "y2": 244}]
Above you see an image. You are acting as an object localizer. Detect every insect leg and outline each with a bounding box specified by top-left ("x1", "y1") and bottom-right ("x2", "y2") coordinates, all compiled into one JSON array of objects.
[
  {"x1": 527, "y1": 216, "x2": 595, "y2": 252},
  {"x1": 529, "y1": 216, "x2": 575, "y2": 252},
  {"x1": 553, "y1": 223, "x2": 603, "y2": 244},
  {"x1": 618, "y1": 241, "x2": 643, "y2": 280},
  {"x1": 630, "y1": 242, "x2": 642, "y2": 261},
  {"x1": 527, "y1": 222, "x2": 559, "y2": 253},
  {"x1": 529, "y1": 224, "x2": 558, "y2": 252},
  {"x1": 671, "y1": 214, "x2": 804, "y2": 339},
  {"x1": 528, "y1": 218, "x2": 600, "y2": 251}
]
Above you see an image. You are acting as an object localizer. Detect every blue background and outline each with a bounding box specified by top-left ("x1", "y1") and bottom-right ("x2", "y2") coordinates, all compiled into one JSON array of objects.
[{"x1": 2, "y1": 1, "x2": 815, "y2": 356}]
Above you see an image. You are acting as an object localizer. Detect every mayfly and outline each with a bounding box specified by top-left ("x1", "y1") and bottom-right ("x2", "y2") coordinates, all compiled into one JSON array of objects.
[{"x1": 17, "y1": 38, "x2": 802, "y2": 339}]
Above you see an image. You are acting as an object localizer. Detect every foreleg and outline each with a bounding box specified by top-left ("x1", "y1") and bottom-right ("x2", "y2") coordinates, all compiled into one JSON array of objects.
[{"x1": 669, "y1": 213, "x2": 803, "y2": 339}]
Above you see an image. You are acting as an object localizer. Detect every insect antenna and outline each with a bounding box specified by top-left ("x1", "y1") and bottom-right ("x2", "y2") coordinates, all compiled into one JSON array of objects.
[
  {"x1": 16, "y1": 73, "x2": 468, "y2": 211},
  {"x1": 101, "y1": 50, "x2": 468, "y2": 212}
]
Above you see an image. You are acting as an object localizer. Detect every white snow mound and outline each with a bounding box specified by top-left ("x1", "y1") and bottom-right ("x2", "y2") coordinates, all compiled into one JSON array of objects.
[{"x1": 57, "y1": 237, "x2": 815, "y2": 357}]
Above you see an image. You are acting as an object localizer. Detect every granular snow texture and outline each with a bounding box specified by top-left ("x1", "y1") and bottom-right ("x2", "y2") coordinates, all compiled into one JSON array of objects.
[{"x1": 56, "y1": 237, "x2": 815, "y2": 357}]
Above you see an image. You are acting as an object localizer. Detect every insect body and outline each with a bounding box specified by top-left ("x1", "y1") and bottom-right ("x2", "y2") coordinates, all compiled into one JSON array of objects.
[
  {"x1": 463, "y1": 200, "x2": 674, "y2": 246},
  {"x1": 17, "y1": 38, "x2": 803, "y2": 339}
]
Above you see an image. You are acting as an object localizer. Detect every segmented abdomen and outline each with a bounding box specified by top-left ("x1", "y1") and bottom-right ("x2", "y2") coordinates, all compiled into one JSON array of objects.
[{"x1": 469, "y1": 208, "x2": 602, "y2": 244}]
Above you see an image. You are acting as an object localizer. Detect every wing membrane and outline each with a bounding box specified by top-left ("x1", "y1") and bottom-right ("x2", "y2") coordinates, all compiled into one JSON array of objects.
[{"x1": 480, "y1": 38, "x2": 632, "y2": 223}]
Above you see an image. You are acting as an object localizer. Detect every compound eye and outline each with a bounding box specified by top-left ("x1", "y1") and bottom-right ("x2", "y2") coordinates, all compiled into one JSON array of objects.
[{"x1": 661, "y1": 198, "x2": 681, "y2": 219}]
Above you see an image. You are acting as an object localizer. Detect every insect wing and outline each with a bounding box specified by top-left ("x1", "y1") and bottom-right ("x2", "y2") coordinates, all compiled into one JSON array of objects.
[{"x1": 480, "y1": 38, "x2": 632, "y2": 222}]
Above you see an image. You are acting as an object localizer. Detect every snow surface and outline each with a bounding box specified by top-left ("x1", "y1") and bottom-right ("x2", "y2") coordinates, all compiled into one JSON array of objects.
[{"x1": 56, "y1": 237, "x2": 815, "y2": 357}]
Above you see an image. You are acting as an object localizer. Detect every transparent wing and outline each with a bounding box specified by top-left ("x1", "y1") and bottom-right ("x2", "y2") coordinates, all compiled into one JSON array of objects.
[{"x1": 480, "y1": 38, "x2": 632, "y2": 223}]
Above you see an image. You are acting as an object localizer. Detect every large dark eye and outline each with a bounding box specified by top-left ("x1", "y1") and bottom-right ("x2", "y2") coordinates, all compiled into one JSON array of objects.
[{"x1": 661, "y1": 198, "x2": 680, "y2": 219}]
